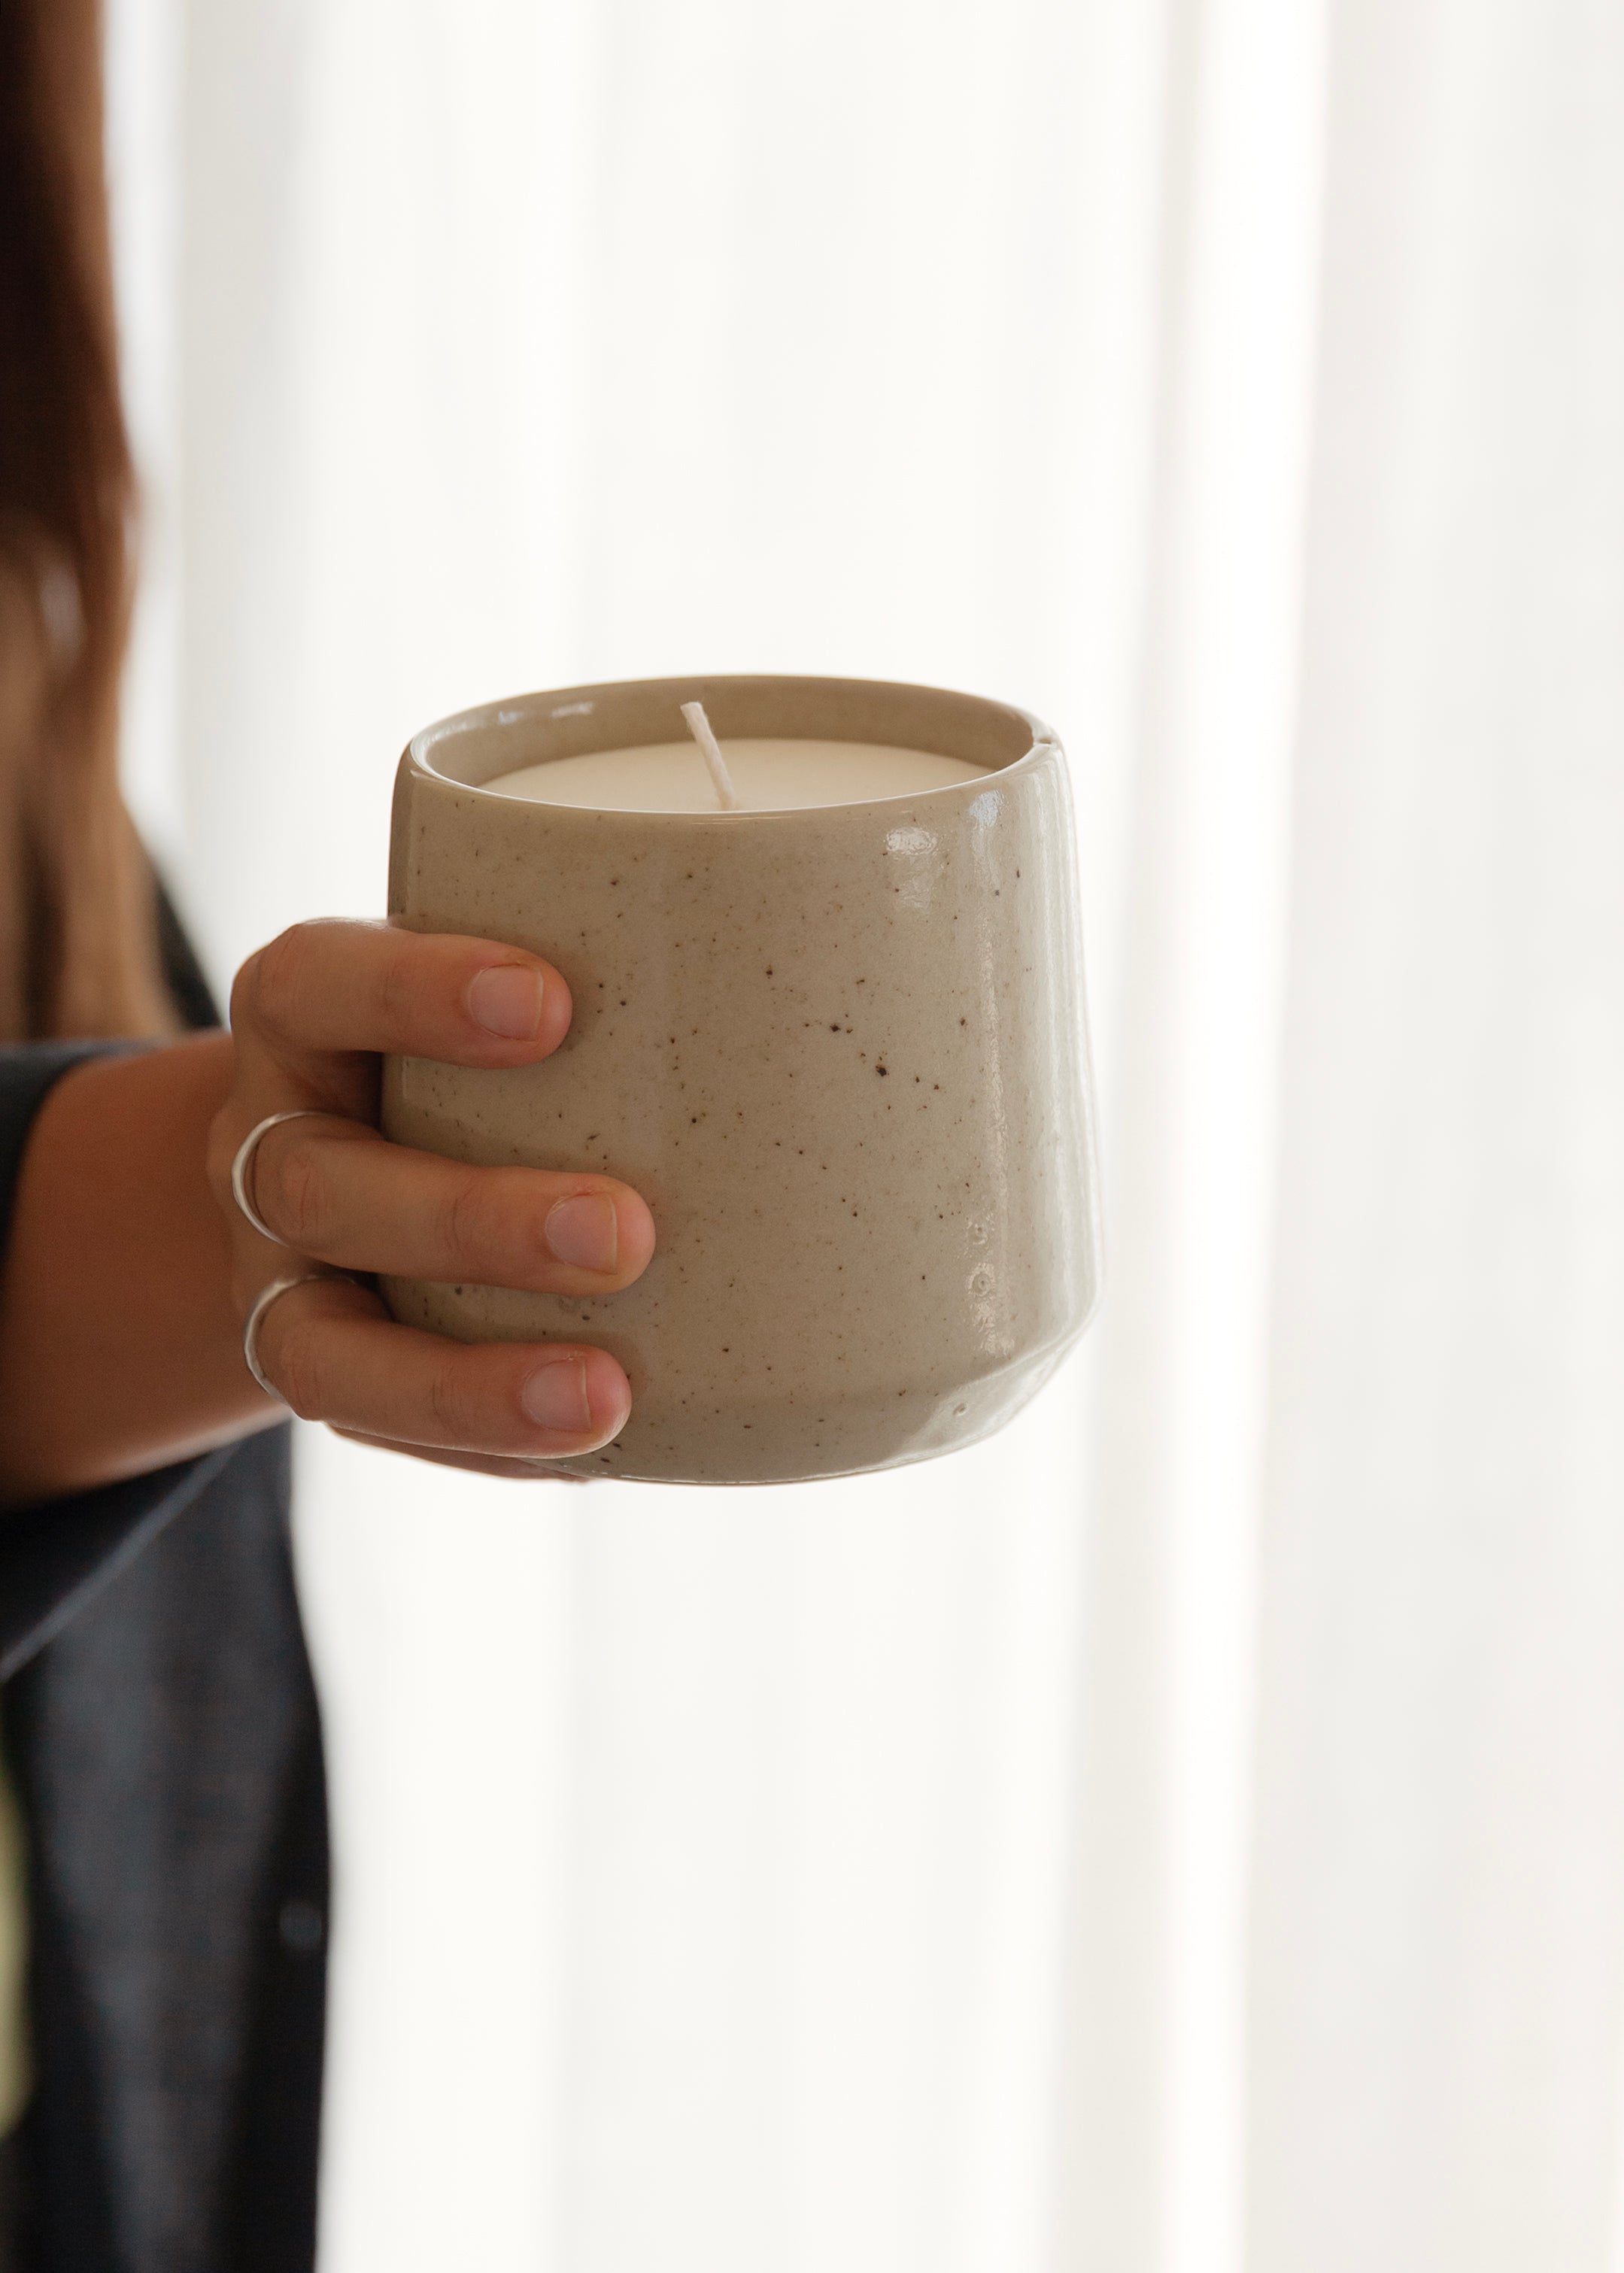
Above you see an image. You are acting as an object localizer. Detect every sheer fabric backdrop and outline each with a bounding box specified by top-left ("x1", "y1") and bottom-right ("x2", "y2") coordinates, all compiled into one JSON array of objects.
[{"x1": 104, "y1": 0, "x2": 1624, "y2": 2268}]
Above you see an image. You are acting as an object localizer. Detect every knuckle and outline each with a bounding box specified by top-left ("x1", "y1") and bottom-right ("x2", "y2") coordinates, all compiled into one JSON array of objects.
[
  {"x1": 266, "y1": 1311, "x2": 329, "y2": 1422},
  {"x1": 263, "y1": 1131, "x2": 333, "y2": 1252},
  {"x1": 426, "y1": 1354, "x2": 479, "y2": 1445},
  {"x1": 238, "y1": 924, "x2": 308, "y2": 1039},
  {"x1": 440, "y1": 1166, "x2": 501, "y2": 1270}
]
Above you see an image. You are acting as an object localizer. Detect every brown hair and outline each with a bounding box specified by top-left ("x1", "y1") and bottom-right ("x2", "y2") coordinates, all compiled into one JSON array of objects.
[{"x1": 0, "y1": 0, "x2": 170, "y2": 1040}]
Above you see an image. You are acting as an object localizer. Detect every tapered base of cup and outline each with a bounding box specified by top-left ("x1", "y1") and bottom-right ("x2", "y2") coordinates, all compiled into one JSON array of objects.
[
  {"x1": 382, "y1": 1273, "x2": 1086, "y2": 1485},
  {"x1": 560, "y1": 1346, "x2": 1082, "y2": 1485}
]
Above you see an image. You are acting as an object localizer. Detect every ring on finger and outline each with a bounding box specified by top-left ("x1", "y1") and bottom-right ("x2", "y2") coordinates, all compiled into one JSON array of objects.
[
  {"x1": 231, "y1": 1108, "x2": 332, "y2": 1243},
  {"x1": 244, "y1": 1267, "x2": 363, "y2": 1401}
]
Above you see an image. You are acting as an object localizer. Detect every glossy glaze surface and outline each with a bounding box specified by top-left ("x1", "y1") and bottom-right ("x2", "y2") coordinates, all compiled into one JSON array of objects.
[{"x1": 382, "y1": 674, "x2": 1099, "y2": 1483}]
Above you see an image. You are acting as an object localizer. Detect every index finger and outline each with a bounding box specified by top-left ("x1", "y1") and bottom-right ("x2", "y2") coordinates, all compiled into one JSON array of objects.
[{"x1": 232, "y1": 918, "x2": 572, "y2": 1071}]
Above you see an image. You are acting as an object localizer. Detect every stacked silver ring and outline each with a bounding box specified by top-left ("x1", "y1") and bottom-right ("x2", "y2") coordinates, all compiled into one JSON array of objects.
[{"x1": 230, "y1": 1109, "x2": 360, "y2": 1401}]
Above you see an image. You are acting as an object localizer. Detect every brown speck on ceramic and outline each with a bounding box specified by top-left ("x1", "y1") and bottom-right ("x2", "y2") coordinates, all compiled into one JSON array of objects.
[{"x1": 381, "y1": 672, "x2": 1100, "y2": 1484}]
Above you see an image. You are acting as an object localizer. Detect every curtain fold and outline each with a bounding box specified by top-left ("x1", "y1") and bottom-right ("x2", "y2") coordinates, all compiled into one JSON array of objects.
[
  {"x1": 1249, "y1": 4, "x2": 1624, "y2": 2268},
  {"x1": 104, "y1": 0, "x2": 1624, "y2": 2267}
]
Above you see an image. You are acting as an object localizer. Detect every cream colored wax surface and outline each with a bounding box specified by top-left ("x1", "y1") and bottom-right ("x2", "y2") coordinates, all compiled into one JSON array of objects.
[{"x1": 488, "y1": 738, "x2": 988, "y2": 813}]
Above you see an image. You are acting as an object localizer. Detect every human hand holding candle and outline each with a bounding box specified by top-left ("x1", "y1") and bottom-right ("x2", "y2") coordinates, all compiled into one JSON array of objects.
[
  {"x1": 0, "y1": 914, "x2": 660, "y2": 1501},
  {"x1": 3, "y1": 678, "x2": 1093, "y2": 1500}
]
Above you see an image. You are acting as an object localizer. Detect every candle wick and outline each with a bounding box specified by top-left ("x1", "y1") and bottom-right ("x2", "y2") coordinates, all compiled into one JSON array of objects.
[{"x1": 680, "y1": 701, "x2": 742, "y2": 811}]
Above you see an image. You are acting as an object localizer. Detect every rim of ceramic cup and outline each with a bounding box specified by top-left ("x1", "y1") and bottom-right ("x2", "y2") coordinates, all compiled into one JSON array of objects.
[{"x1": 405, "y1": 672, "x2": 1060, "y2": 818}]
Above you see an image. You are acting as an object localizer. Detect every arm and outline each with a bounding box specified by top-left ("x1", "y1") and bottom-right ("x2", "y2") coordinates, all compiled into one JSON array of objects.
[
  {"x1": 0, "y1": 921, "x2": 656, "y2": 1505},
  {"x1": 0, "y1": 1033, "x2": 261, "y2": 1499}
]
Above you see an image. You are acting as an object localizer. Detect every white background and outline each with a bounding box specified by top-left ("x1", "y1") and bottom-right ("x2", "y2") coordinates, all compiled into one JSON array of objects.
[{"x1": 105, "y1": 0, "x2": 1624, "y2": 2267}]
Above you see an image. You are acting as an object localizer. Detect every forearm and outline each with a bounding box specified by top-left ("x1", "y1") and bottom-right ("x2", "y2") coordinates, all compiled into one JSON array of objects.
[{"x1": 0, "y1": 1031, "x2": 278, "y2": 1504}]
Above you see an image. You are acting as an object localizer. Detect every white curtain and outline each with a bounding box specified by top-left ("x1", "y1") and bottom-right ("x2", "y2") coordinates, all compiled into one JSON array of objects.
[{"x1": 103, "y1": 1, "x2": 1624, "y2": 2268}]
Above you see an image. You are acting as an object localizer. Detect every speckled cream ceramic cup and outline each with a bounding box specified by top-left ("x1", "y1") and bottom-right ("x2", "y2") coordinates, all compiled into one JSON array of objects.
[{"x1": 381, "y1": 674, "x2": 1099, "y2": 1485}]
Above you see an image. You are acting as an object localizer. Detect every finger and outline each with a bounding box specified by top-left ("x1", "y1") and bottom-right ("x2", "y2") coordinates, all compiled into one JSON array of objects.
[
  {"x1": 250, "y1": 1115, "x2": 656, "y2": 1293},
  {"x1": 232, "y1": 918, "x2": 573, "y2": 1076},
  {"x1": 255, "y1": 1276, "x2": 632, "y2": 1455},
  {"x1": 327, "y1": 1428, "x2": 597, "y2": 1482}
]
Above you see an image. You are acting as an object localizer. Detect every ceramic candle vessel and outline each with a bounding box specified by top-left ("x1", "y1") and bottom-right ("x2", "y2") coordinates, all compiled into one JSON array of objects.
[{"x1": 382, "y1": 674, "x2": 1100, "y2": 1485}]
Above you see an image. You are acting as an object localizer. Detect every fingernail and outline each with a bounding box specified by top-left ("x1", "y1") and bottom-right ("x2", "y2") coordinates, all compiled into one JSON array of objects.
[
  {"x1": 521, "y1": 1357, "x2": 592, "y2": 1433},
  {"x1": 468, "y1": 964, "x2": 545, "y2": 1039},
  {"x1": 545, "y1": 1194, "x2": 619, "y2": 1273}
]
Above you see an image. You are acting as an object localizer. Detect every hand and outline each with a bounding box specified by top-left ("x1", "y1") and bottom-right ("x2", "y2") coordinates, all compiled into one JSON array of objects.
[{"x1": 207, "y1": 920, "x2": 654, "y2": 1476}]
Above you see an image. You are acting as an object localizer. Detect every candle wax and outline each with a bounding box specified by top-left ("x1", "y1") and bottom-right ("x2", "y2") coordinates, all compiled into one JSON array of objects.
[{"x1": 487, "y1": 737, "x2": 989, "y2": 814}]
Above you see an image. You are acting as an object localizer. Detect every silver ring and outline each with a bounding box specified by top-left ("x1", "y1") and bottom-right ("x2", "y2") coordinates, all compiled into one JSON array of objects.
[
  {"x1": 243, "y1": 1268, "x2": 359, "y2": 1401},
  {"x1": 230, "y1": 1109, "x2": 329, "y2": 1243}
]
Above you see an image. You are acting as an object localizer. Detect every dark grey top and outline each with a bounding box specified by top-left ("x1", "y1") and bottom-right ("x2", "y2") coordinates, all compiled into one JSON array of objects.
[{"x1": 0, "y1": 1039, "x2": 326, "y2": 2273}]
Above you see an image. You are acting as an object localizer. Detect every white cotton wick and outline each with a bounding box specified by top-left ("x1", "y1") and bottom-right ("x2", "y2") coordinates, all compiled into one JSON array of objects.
[{"x1": 680, "y1": 700, "x2": 742, "y2": 811}]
